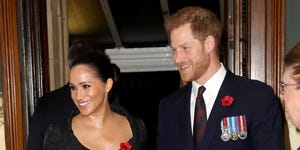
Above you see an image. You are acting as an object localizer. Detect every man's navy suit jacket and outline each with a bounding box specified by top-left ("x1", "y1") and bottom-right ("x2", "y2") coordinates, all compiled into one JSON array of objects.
[
  {"x1": 27, "y1": 84, "x2": 76, "y2": 150},
  {"x1": 157, "y1": 70, "x2": 285, "y2": 150}
]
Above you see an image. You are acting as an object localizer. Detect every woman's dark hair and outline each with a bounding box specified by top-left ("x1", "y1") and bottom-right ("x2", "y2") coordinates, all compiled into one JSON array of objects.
[
  {"x1": 68, "y1": 40, "x2": 104, "y2": 68},
  {"x1": 70, "y1": 51, "x2": 115, "y2": 83},
  {"x1": 111, "y1": 63, "x2": 121, "y2": 84}
]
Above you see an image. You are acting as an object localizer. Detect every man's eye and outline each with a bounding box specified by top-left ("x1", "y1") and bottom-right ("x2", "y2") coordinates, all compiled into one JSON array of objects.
[{"x1": 182, "y1": 46, "x2": 189, "y2": 50}]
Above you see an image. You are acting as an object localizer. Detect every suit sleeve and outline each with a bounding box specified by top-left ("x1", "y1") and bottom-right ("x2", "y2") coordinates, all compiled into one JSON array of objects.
[
  {"x1": 156, "y1": 97, "x2": 170, "y2": 150},
  {"x1": 27, "y1": 96, "x2": 47, "y2": 150},
  {"x1": 42, "y1": 123, "x2": 65, "y2": 150}
]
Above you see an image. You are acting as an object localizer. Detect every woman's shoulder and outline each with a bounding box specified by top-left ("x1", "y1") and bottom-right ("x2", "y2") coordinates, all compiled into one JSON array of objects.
[
  {"x1": 130, "y1": 116, "x2": 147, "y2": 135},
  {"x1": 111, "y1": 105, "x2": 146, "y2": 131},
  {"x1": 127, "y1": 115, "x2": 148, "y2": 150},
  {"x1": 111, "y1": 104, "x2": 148, "y2": 149}
]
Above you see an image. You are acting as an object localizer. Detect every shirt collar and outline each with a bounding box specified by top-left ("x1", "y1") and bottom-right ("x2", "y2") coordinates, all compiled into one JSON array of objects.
[{"x1": 192, "y1": 63, "x2": 227, "y2": 97}]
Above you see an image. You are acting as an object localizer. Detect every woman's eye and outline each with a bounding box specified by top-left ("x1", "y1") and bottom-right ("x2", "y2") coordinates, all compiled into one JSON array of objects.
[
  {"x1": 83, "y1": 84, "x2": 90, "y2": 89},
  {"x1": 69, "y1": 85, "x2": 76, "y2": 91}
]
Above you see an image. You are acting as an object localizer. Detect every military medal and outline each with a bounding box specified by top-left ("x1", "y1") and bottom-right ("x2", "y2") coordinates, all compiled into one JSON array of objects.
[
  {"x1": 237, "y1": 115, "x2": 247, "y2": 139},
  {"x1": 220, "y1": 117, "x2": 230, "y2": 141},
  {"x1": 229, "y1": 116, "x2": 238, "y2": 140},
  {"x1": 221, "y1": 115, "x2": 247, "y2": 141}
]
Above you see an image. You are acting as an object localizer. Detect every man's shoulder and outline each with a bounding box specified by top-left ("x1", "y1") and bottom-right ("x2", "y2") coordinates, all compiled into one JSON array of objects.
[
  {"x1": 34, "y1": 84, "x2": 73, "y2": 113},
  {"x1": 225, "y1": 72, "x2": 277, "y2": 107},
  {"x1": 227, "y1": 71, "x2": 272, "y2": 91},
  {"x1": 40, "y1": 84, "x2": 70, "y2": 100}
]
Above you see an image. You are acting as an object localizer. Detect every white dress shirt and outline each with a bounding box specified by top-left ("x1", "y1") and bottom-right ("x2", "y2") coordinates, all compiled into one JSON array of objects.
[{"x1": 190, "y1": 63, "x2": 227, "y2": 133}]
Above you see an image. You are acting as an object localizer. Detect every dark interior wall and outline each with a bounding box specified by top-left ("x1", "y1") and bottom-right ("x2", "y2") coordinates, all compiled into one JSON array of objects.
[
  {"x1": 118, "y1": 71, "x2": 181, "y2": 149},
  {"x1": 285, "y1": 0, "x2": 300, "y2": 53},
  {"x1": 68, "y1": 0, "x2": 221, "y2": 49}
]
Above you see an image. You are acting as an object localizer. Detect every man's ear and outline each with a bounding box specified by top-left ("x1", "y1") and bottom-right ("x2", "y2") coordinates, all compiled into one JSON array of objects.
[{"x1": 204, "y1": 35, "x2": 216, "y2": 53}]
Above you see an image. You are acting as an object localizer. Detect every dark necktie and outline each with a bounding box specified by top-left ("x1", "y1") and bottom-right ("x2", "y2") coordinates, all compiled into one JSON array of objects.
[{"x1": 193, "y1": 86, "x2": 207, "y2": 149}]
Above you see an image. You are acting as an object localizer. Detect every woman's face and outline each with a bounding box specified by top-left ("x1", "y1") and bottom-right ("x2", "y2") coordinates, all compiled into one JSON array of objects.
[
  {"x1": 280, "y1": 66, "x2": 300, "y2": 129},
  {"x1": 69, "y1": 64, "x2": 112, "y2": 116}
]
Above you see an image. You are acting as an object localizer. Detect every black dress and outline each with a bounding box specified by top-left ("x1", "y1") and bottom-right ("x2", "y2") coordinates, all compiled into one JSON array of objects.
[{"x1": 42, "y1": 105, "x2": 148, "y2": 150}]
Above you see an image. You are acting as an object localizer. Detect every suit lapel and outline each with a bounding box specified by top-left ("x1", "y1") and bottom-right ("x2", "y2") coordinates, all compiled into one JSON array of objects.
[{"x1": 201, "y1": 71, "x2": 236, "y2": 149}]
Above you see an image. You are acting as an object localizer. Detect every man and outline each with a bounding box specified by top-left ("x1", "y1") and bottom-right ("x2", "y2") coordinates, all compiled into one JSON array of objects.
[
  {"x1": 280, "y1": 41, "x2": 300, "y2": 150},
  {"x1": 156, "y1": 6, "x2": 285, "y2": 150},
  {"x1": 280, "y1": 41, "x2": 300, "y2": 130},
  {"x1": 27, "y1": 83, "x2": 75, "y2": 150},
  {"x1": 27, "y1": 41, "x2": 120, "y2": 149}
]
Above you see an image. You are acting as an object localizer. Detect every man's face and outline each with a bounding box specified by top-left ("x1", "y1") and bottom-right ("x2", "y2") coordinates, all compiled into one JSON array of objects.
[
  {"x1": 170, "y1": 23, "x2": 210, "y2": 83},
  {"x1": 280, "y1": 66, "x2": 300, "y2": 129}
]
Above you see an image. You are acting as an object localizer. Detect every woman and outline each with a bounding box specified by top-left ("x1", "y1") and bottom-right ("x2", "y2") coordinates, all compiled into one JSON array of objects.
[
  {"x1": 43, "y1": 51, "x2": 147, "y2": 150},
  {"x1": 280, "y1": 41, "x2": 300, "y2": 130}
]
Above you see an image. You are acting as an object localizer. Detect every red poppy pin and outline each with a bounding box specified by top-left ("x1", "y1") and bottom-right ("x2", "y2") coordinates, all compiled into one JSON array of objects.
[
  {"x1": 221, "y1": 96, "x2": 234, "y2": 106},
  {"x1": 120, "y1": 142, "x2": 132, "y2": 150}
]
